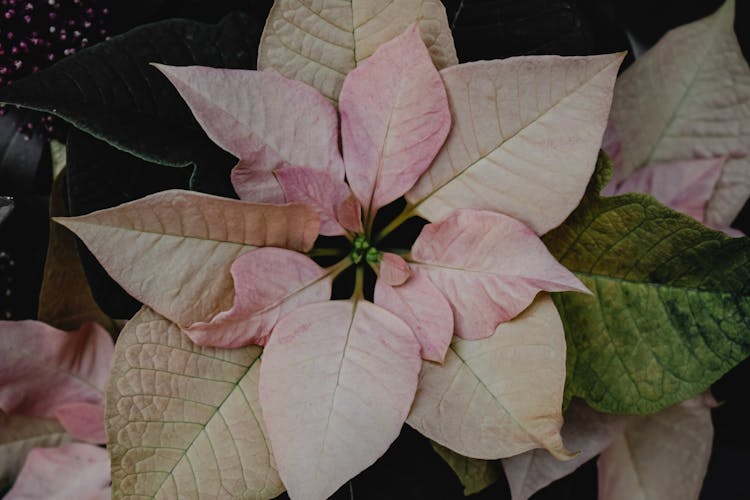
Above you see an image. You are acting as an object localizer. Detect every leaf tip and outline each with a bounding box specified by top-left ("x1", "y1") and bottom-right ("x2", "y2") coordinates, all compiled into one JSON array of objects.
[{"x1": 52, "y1": 216, "x2": 73, "y2": 229}]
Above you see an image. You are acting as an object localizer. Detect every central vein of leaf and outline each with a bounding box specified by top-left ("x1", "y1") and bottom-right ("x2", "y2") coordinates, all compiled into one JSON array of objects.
[{"x1": 350, "y1": 234, "x2": 381, "y2": 264}]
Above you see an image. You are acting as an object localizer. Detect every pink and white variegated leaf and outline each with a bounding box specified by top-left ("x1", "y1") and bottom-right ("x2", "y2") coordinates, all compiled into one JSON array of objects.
[
  {"x1": 5, "y1": 443, "x2": 110, "y2": 500},
  {"x1": 153, "y1": 64, "x2": 344, "y2": 203},
  {"x1": 275, "y1": 166, "x2": 362, "y2": 236},
  {"x1": 185, "y1": 248, "x2": 334, "y2": 348},
  {"x1": 608, "y1": 0, "x2": 750, "y2": 227},
  {"x1": 0, "y1": 321, "x2": 112, "y2": 419},
  {"x1": 607, "y1": 157, "x2": 726, "y2": 223},
  {"x1": 56, "y1": 190, "x2": 320, "y2": 327},
  {"x1": 53, "y1": 402, "x2": 106, "y2": 445},
  {"x1": 407, "y1": 53, "x2": 624, "y2": 235},
  {"x1": 340, "y1": 24, "x2": 450, "y2": 221},
  {"x1": 410, "y1": 209, "x2": 588, "y2": 340},
  {"x1": 502, "y1": 399, "x2": 629, "y2": 500},
  {"x1": 598, "y1": 393, "x2": 716, "y2": 500},
  {"x1": 407, "y1": 295, "x2": 572, "y2": 460},
  {"x1": 375, "y1": 261, "x2": 453, "y2": 363},
  {"x1": 260, "y1": 300, "x2": 421, "y2": 500}
]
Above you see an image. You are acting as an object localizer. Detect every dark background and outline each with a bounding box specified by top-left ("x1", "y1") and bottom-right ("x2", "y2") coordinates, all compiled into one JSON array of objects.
[{"x1": 1, "y1": 0, "x2": 747, "y2": 498}]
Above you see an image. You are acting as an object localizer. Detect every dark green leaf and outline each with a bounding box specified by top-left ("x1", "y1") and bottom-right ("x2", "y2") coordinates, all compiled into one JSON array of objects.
[
  {"x1": 0, "y1": 12, "x2": 262, "y2": 183},
  {"x1": 544, "y1": 154, "x2": 750, "y2": 414}
]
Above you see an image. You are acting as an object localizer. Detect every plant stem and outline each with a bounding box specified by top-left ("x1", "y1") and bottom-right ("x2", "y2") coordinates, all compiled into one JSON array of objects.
[
  {"x1": 307, "y1": 247, "x2": 345, "y2": 257},
  {"x1": 326, "y1": 256, "x2": 353, "y2": 278},
  {"x1": 351, "y1": 265, "x2": 365, "y2": 300},
  {"x1": 373, "y1": 204, "x2": 415, "y2": 243}
]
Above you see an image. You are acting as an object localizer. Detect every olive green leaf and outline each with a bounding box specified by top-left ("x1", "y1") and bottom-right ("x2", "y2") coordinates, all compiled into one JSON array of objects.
[
  {"x1": 431, "y1": 442, "x2": 500, "y2": 496},
  {"x1": 544, "y1": 154, "x2": 750, "y2": 414}
]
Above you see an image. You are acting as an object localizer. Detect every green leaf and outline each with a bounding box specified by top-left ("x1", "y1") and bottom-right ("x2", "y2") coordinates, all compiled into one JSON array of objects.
[
  {"x1": 431, "y1": 442, "x2": 500, "y2": 496},
  {"x1": 544, "y1": 153, "x2": 750, "y2": 414},
  {"x1": 106, "y1": 307, "x2": 284, "y2": 498},
  {"x1": 0, "y1": 12, "x2": 262, "y2": 181}
]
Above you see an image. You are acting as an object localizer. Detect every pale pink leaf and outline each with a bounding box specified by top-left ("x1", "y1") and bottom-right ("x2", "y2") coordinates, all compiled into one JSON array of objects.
[
  {"x1": 5, "y1": 443, "x2": 110, "y2": 500},
  {"x1": 55, "y1": 190, "x2": 319, "y2": 327},
  {"x1": 260, "y1": 300, "x2": 421, "y2": 500},
  {"x1": 53, "y1": 402, "x2": 106, "y2": 445},
  {"x1": 185, "y1": 248, "x2": 333, "y2": 348},
  {"x1": 597, "y1": 393, "x2": 715, "y2": 500},
  {"x1": 275, "y1": 166, "x2": 361, "y2": 236},
  {"x1": 379, "y1": 252, "x2": 411, "y2": 286},
  {"x1": 407, "y1": 53, "x2": 624, "y2": 235},
  {"x1": 410, "y1": 209, "x2": 588, "y2": 340},
  {"x1": 608, "y1": 0, "x2": 750, "y2": 226},
  {"x1": 502, "y1": 399, "x2": 629, "y2": 500},
  {"x1": 340, "y1": 24, "x2": 451, "y2": 219},
  {"x1": 153, "y1": 65, "x2": 344, "y2": 203},
  {"x1": 0, "y1": 321, "x2": 112, "y2": 419},
  {"x1": 608, "y1": 157, "x2": 725, "y2": 223},
  {"x1": 0, "y1": 414, "x2": 71, "y2": 488},
  {"x1": 258, "y1": 0, "x2": 457, "y2": 102},
  {"x1": 407, "y1": 295, "x2": 572, "y2": 460},
  {"x1": 374, "y1": 270, "x2": 453, "y2": 362},
  {"x1": 107, "y1": 307, "x2": 283, "y2": 498}
]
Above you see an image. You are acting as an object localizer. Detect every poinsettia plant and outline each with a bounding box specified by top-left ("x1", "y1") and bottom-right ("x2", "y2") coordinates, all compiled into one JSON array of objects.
[{"x1": 1, "y1": 0, "x2": 750, "y2": 499}]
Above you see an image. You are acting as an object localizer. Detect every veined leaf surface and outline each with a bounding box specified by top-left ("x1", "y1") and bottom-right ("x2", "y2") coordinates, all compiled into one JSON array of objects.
[
  {"x1": 107, "y1": 307, "x2": 283, "y2": 499},
  {"x1": 407, "y1": 296, "x2": 571, "y2": 460},
  {"x1": 407, "y1": 53, "x2": 623, "y2": 235},
  {"x1": 258, "y1": 0, "x2": 457, "y2": 102}
]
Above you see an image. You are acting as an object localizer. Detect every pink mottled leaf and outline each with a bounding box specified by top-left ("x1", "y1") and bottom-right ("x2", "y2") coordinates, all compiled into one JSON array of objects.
[
  {"x1": 153, "y1": 65, "x2": 344, "y2": 203},
  {"x1": 340, "y1": 24, "x2": 450, "y2": 221},
  {"x1": 53, "y1": 402, "x2": 106, "y2": 445},
  {"x1": 598, "y1": 393, "x2": 715, "y2": 500},
  {"x1": 410, "y1": 209, "x2": 588, "y2": 340},
  {"x1": 502, "y1": 400, "x2": 628, "y2": 500},
  {"x1": 185, "y1": 248, "x2": 334, "y2": 348},
  {"x1": 260, "y1": 300, "x2": 421, "y2": 500},
  {"x1": 0, "y1": 321, "x2": 112, "y2": 419},
  {"x1": 5, "y1": 443, "x2": 110, "y2": 500},
  {"x1": 379, "y1": 252, "x2": 411, "y2": 286},
  {"x1": 55, "y1": 190, "x2": 320, "y2": 327},
  {"x1": 275, "y1": 166, "x2": 362, "y2": 236},
  {"x1": 375, "y1": 269, "x2": 453, "y2": 362},
  {"x1": 608, "y1": 157, "x2": 725, "y2": 223}
]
